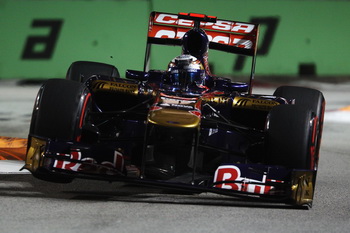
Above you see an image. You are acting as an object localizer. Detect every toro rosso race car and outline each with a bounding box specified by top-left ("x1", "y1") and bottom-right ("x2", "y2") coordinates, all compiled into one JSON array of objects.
[{"x1": 23, "y1": 12, "x2": 325, "y2": 208}]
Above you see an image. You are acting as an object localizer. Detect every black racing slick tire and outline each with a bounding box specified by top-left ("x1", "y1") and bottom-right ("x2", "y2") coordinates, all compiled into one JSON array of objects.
[
  {"x1": 28, "y1": 79, "x2": 92, "y2": 183},
  {"x1": 66, "y1": 61, "x2": 120, "y2": 83},
  {"x1": 30, "y1": 79, "x2": 92, "y2": 141},
  {"x1": 273, "y1": 86, "x2": 325, "y2": 169},
  {"x1": 273, "y1": 86, "x2": 325, "y2": 122},
  {"x1": 265, "y1": 105, "x2": 314, "y2": 170}
]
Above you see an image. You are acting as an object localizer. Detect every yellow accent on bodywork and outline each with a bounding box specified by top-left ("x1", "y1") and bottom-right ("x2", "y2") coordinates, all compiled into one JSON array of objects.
[
  {"x1": 290, "y1": 170, "x2": 315, "y2": 206},
  {"x1": 92, "y1": 80, "x2": 139, "y2": 95},
  {"x1": 233, "y1": 97, "x2": 279, "y2": 111},
  {"x1": 24, "y1": 137, "x2": 47, "y2": 172},
  {"x1": 148, "y1": 108, "x2": 200, "y2": 128}
]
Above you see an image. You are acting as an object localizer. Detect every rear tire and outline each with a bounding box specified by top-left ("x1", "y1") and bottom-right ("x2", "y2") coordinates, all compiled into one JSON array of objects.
[
  {"x1": 66, "y1": 61, "x2": 120, "y2": 83},
  {"x1": 273, "y1": 86, "x2": 324, "y2": 121}
]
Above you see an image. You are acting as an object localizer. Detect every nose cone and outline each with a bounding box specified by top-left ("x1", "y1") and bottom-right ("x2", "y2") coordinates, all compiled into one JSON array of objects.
[
  {"x1": 148, "y1": 94, "x2": 202, "y2": 128},
  {"x1": 148, "y1": 108, "x2": 201, "y2": 128}
]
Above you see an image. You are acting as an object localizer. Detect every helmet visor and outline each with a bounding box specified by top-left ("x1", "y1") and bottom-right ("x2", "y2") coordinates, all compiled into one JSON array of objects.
[{"x1": 169, "y1": 69, "x2": 204, "y2": 88}]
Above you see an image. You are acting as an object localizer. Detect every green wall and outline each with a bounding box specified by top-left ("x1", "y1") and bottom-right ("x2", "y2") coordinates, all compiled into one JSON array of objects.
[
  {"x1": 1, "y1": 0, "x2": 349, "y2": 79},
  {"x1": 0, "y1": 0, "x2": 150, "y2": 79}
]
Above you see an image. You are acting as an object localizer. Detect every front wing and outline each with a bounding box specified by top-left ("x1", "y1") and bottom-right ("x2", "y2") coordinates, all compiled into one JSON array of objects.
[{"x1": 24, "y1": 136, "x2": 316, "y2": 207}]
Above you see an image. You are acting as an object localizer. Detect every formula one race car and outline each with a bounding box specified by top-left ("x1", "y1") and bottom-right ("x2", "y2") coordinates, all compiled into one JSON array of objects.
[{"x1": 23, "y1": 12, "x2": 325, "y2": 208}]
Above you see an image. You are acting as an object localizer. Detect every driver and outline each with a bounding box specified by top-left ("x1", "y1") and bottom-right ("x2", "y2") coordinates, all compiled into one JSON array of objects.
[{"x1": 166, "y1": 54, "x2": 207, "y2": 91}]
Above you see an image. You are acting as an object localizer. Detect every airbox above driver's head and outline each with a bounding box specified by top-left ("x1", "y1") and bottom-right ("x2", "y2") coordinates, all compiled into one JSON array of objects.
[{"x1": 182, "y1": 28, "x2": 209, "y2": 58}]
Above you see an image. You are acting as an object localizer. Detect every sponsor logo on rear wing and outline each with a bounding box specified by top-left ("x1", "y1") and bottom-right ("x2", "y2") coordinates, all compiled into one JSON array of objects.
[{"x1": 148, "y1": 12, "x2": 259, "y2": 56}]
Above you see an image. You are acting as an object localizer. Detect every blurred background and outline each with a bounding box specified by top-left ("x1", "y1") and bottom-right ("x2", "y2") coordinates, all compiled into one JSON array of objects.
[{"x1": 1, "y1": 0, "x2": 349, "y2": 80}]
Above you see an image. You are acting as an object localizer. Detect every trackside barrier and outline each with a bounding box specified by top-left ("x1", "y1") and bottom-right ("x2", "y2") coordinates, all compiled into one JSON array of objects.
[{"x1": 1, "y1": 0, "x2": 349, "y2": 79}]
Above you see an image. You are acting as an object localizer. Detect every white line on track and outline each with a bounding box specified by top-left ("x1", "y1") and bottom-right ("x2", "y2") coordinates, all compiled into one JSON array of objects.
[{"x1": 0, "y1": 160, "x2": 28, "y2": 174}]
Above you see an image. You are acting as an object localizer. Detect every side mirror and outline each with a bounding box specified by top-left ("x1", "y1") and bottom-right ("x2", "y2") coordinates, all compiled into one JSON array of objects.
[
  {"x1": 214, "y1": 77, "x2": 249, "y2": 93},
  {"x1": 230, "y1": 82, "x2": 249, "y2": 92},
  {"x1": 126, "y1": 70, "x2": 149, "y2": 81}
]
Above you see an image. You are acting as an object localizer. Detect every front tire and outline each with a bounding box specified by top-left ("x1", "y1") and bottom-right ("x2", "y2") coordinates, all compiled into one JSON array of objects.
[
  {"x1": 28, "y1": 79, "x2": 92, "y2": 182},
  {"x1": 30, "y1": 79, "x2": 92, "y2": 141},
  {"x1": 273, "y1": 86, "x2": 325, "y2": 169},
  {"x1": 265, "y1": 104, "x2": 314, "y2": 169}
]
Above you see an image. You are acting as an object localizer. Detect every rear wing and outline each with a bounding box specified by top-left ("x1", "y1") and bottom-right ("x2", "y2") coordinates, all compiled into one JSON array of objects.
[
  {"x1": 147, "y1": 12, "x2": 259, "y2": 56},
  {"x1": 144, "y1": 12, "x2": 259, "y2": 92}
]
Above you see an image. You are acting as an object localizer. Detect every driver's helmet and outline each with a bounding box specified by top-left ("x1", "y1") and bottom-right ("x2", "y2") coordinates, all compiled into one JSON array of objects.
[{"x1": 166, "y1": 54, "x2": 205, "y2": 89}]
